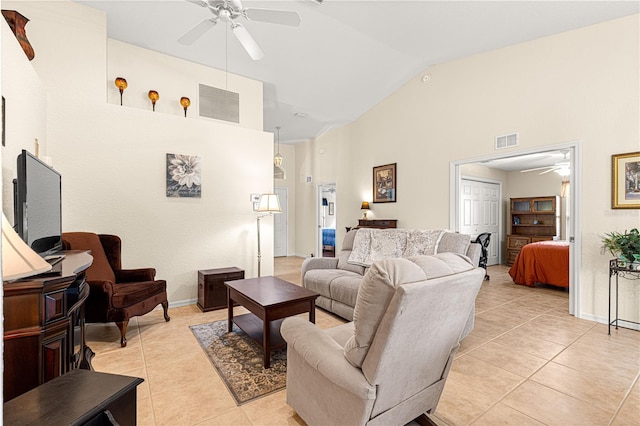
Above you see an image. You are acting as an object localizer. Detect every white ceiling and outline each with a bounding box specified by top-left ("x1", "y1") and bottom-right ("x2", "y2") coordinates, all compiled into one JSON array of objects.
[{"x1": 77, "y1": 1, "x2": 638, "y2": 145}]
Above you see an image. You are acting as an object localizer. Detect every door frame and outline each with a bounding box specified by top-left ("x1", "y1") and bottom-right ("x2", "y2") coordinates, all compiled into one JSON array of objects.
[
  {"x1": 316, "y1": 183, "x2": 336, "y2": 257},
  {"x1": 450, "y1": 141, "x2": 582, "y2": 317},
  {"x1": 459, "y1": 176, "x2": 503, "y2": 265}
]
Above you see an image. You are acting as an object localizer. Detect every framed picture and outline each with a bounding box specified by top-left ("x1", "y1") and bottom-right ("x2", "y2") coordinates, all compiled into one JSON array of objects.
[
  {"x1": 328, "y1": 202, "x2": 334, "y2": 215},
  {"x1": 166, "y1": 153, "x2": 202, "y2": 198},
  {"x1": 612, "y1": 151, "x2": 640, "y2": 209},
  {"x1": 373, "y1": 163, "x2": 397, "y2": 203}
]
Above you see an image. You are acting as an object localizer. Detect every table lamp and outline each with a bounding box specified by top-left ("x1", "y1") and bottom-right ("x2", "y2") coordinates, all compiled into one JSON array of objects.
[
  {"x1": 361, "y1": 201, "x2": 370, "y2": 220},
  {"x1": 2, "y1": 213, "x2": 51, "y2": 281}
]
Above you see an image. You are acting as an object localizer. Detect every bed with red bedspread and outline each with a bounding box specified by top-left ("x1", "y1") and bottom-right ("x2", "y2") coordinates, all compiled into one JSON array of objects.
[{"x1": 508, "y1": 241, "x2": 570, "y2": 288}]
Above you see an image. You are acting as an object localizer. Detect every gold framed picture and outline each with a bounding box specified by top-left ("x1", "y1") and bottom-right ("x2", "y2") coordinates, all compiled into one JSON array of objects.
[
  {"x1": 373, "y1": 163, "x2": 396, "y2": 203},
  {"x1": 612, "y1": 151, "x2": 640, "y2": 209}
]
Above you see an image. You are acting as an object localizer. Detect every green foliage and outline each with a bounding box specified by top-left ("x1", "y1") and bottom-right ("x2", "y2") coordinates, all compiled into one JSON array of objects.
[{"x1": 601, "y1": 228, "x2": 640, "y2": 263}]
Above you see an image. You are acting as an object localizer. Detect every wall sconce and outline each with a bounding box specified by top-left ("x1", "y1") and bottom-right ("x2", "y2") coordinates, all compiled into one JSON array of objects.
[
  {"x1": 148, "y1": 90, "x2": 159, "y2": 111},
  {"x1": 114, "y1": 77, "x2": 127, "y2": 106},
  {"x1": 361, "y1": 201, "x2": 370, "y2": 220},
  {"x1": 180, "y1": 97, "x2": 191, "y2": 117}
]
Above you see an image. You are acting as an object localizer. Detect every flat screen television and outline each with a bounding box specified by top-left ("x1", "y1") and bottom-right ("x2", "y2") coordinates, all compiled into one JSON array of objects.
[{"x1": 13, "y1": 150, "x2": 63, "y2": 257}]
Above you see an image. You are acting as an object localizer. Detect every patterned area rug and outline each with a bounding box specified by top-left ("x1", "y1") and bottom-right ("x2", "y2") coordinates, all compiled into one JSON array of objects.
[{"x1": 190, "y1": 320, "x2": 286, "y2": 405}]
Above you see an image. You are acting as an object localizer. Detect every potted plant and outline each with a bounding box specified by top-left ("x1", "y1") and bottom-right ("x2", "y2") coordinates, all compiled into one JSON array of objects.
[{"x1": 601, "y1": 228, "x2": 640, "y2": 268}]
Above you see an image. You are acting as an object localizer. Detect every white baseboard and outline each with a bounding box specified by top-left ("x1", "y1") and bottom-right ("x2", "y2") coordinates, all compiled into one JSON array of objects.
[{"x1": 579, "y1": 313, "x2": 640, "y2": 331}]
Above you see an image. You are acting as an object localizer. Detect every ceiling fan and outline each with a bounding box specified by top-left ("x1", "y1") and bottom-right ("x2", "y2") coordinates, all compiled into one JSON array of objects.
[
  {"x1": 179, "y1": 0, "x2": 301, "y2": 60},
  {"x1": 521, "y1": 152, "x2": 571, "y2": 176}
]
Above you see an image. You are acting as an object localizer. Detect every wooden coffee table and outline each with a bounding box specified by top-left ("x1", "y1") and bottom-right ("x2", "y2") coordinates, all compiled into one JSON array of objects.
[{"x1": 225, "y1": 276, "x2": 319, "y2": 368}]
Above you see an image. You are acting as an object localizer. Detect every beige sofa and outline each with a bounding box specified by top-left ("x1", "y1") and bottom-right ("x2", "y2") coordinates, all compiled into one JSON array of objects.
[
  {"x1": 302, "y1": 228, "x2": 481, "y2": 321},
  {"x1": 284, "y1": 253, "x2": 484, "y2": 425}
]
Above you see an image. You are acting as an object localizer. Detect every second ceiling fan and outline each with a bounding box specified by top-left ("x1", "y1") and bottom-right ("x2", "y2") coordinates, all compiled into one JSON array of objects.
[{"x1": 179, "y1": 0, "x2": 301, "y2": 60}]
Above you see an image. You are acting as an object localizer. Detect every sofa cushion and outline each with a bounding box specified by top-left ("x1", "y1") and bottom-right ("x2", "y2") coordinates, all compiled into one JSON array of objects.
[
  {"x1": 337, "y1": 250, "x2": 365, "y2": 275},
  {"x1": 403, "y1": 230, "x2": 444, "y2": 257},
  {"x1": 305, "y1": 269, "x2": 362, "y2": 299},
  {"x1": 437, "y1": 232, "x2": 471, "y2": 256},
  {"x1": 342, "y1": 229, "x2": 359, "y2": 251},
  {"x1": 343, "y1": 253, "x2": 476, "y2": 368},
  {"x1": 329, "y1": 276, "x2": 362, "y2": 308}
]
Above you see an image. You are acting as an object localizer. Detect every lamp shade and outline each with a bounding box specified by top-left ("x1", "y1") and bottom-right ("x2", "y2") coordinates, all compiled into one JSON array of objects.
[
  {"x1": 2, "y1": 214, "x2": 51, "y2": 281},
  {"x1": 361, "y1": 201, "x2": 370, "y2": 210},
  {"x1": 322, "y1": 198, "x2": 328, "y2": 206},
  {"x1": 257, "y1": 193, "x2": 282, "y2": 213}
]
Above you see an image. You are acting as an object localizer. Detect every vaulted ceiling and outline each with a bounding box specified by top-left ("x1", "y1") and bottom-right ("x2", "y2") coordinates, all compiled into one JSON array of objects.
[{"x1": 78, "y1": 1, "x2": 638, "y2": 145}]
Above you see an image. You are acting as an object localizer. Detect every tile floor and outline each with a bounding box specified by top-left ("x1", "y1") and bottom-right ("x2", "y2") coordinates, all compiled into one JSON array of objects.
[{"x1": 86, "y1": 258, "x2": 640, "y2": 426}]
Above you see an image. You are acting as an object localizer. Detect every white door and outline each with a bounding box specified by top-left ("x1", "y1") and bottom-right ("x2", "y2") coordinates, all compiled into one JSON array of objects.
[
  {"x1": 460, "y1": 179, "x2": 500, "y2": 266},
  {"x1": 274, "y1": 187, "x2": 287, "y2": 257}
]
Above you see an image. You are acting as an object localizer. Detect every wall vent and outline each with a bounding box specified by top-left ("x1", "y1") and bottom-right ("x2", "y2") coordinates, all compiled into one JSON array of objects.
[
  {"x1": 495, "y1": 132, "x2": 518, "y2": 149},
  {"x1": 198, "y1": 84, "x2": 240, "y2": 123}
]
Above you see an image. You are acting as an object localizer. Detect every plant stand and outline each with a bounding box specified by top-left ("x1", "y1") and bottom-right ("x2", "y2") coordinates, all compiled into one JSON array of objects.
[{"x1": 608, "y1": 258, "x2": 640, "y2": 335}]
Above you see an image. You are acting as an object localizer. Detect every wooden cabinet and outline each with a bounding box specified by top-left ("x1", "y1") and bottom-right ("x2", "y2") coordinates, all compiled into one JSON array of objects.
[
  {"x1": 357, "y1": 219, "x2": 397, "y2": 229},
  {"x1": 198, "y1": 267, "x2": 244, "y2": 312},
  {"x1": 507, "y1": 196, "x2": 559, "y2": 266},
  {"x1": 3, "y1": 251, "x2": 93, "y2": 402}
]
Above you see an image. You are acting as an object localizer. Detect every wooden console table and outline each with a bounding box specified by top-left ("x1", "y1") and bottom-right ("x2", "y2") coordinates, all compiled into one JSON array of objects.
[
  {"x1": 357, "y1": 219, "x2": 397, "y2": 229},
  {"x1": 3, "y1": 251, "x2": 93, "y2": 402}
]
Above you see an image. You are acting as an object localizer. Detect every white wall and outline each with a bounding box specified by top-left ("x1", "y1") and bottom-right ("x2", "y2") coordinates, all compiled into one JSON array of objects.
[
  {"x1": 305, "y1": 14, "x2": 640, "y2": 324},
  {"x1": 275, "y1": 142, "x2": 296, "y2": 255},
  {"x1": 2, "y1": 1, "x2": 274, "y2": 305}
]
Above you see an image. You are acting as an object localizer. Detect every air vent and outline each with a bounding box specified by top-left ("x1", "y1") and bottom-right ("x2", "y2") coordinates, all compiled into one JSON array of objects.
[
  {"x1": 495, "y1": 133, "x2": 518, "y2": 149},
  {"x1": 198, "y1": 84, "x2": 239, "y2": 123}
]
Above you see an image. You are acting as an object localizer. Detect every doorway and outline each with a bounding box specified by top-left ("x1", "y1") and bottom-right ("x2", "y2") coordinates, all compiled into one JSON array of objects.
[
  {"x1": 317, "y1": 184, "x2": 337, "y2": 257},
  {"x1": 274, "y1": 187, "x2": 288, "y2": 257},
  {"x1": 450, "y1": 141, "x2": 582, "y2": 317},
  {"x1": 459, "y1": 178, "x2": 501, "y2": 266}
]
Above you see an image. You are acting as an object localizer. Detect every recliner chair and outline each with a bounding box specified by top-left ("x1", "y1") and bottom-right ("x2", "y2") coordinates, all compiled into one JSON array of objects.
[
  {"x1": 62, "y1": 232, "x2": 170, "y2": 347},
  {"x1": 282, "y1": 253, "x2": 484, "y2": 426}
]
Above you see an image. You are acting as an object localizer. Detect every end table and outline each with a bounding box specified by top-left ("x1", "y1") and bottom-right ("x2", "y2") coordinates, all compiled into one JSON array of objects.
[{"x1": 198, "y1": 267, "x2": 244, "y2": 312}]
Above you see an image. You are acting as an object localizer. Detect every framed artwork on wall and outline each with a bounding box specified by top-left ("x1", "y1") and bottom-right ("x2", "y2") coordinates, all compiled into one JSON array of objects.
[
  {"x1": 373, "y1": 163, "x2": 397, "y2": 203},
  {"x1": 612, "y1": 151, "x2": 640, "y2": 209},
  {"x1": 328, "y1": 202, "x2": 334, "y2": 215},
  {"x1": 166, "y1": 153, "x2": 201, "y2": 198}
]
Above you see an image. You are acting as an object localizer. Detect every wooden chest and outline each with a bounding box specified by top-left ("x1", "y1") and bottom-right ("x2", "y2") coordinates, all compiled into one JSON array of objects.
[{"x1": 197, "y1": 267, "x2": 244, "y2": 312}]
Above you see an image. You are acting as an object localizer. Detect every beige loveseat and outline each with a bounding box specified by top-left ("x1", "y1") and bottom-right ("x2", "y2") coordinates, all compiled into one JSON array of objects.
[
  {"x1": 284, "y1": 253, "x2": 484, "y2": 425},
  {"x1": 302, "y1": 228, "x2": 481, "y2": 321}
]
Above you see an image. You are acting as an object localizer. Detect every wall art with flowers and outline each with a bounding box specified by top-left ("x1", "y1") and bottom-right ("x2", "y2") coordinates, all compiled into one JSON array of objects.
[{"x1": 166, "y1": 153, "x2": 201, "y2": 198}]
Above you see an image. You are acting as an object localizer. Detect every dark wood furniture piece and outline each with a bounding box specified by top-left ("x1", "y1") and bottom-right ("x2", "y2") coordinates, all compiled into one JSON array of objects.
[
  {"x1": 357, "y1": 219, "x2": 398, "y2": 229},
  {"x1": 506, "y1": 196, "x2": 559, "y2": 266},
  {"x1": 198, "y1": 267, "x2": 244, "y2": 312},
  {"x1": 3, "y1": 251, "x2": 93, "y2": 402},
  {"x1": 225, "y1": 276, "x2": 319, "y2": 368},
  {"x1": 608, "y1": 258, "x2": 640, "y2": 335},
  {"x1": 3, "y1": 369, "x2": 143, "y2": 425}
]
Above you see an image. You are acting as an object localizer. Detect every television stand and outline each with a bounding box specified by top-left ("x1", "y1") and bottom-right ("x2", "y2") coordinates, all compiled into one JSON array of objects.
[{"x1": 3, "y1": 250, "x2": 94, "y2": 402}]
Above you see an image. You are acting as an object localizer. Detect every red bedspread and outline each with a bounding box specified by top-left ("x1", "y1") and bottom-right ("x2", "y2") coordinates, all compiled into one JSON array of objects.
[{"x1": 509, "y1": 241, "x2": 570, "y2": 288}]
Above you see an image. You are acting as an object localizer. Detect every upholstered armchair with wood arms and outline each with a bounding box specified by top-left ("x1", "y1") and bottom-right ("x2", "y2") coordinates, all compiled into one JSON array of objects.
[{"x1": 62, "y1": 232, "x2": 170, "y2": 347}]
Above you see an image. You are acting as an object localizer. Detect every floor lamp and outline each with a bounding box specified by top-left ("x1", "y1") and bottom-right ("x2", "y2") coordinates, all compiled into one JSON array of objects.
[{"x1": 256, "y1": 193, "x2": 281, "y2": 277}]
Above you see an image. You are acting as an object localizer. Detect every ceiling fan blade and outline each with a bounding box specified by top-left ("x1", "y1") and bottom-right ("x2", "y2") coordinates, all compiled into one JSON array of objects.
[
  {"x1": 244, "y1": 8, "x2": 301, "y2": 26},
  {"x1": 539, "y1": 167, "x2": 558, "y2": 175},
  {"x1": 178, "y1": 18, "x2": 217, "y2": 45},
  {"x1": 520, "y1": 166, "x2": 554, "y2": 173},
  {"x1": 232, "y1": 23, "x2": 264, "y2": 60},
  {"x1": 185, "y1": 0, "x2": 208, "y2": 7}
]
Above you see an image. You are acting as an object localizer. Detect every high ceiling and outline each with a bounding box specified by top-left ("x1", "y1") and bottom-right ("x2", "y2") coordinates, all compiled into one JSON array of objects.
[{"x1": 77, "y1": 1, "x2": 638, "y2": 144}]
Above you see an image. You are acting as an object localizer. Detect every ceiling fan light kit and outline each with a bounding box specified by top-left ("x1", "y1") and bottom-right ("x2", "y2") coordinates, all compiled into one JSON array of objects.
[{"x1": 180, "y1": 0, "x2": 301, "y2": 60}]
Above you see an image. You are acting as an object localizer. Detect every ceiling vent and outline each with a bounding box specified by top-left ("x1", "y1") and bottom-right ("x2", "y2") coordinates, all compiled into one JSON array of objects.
[
  {"x1": 495, "y1": 133, "x2": 518, "y2": 149},
  {"x1": 198, "y1": 84, "x2": 239, "y2": 123}
]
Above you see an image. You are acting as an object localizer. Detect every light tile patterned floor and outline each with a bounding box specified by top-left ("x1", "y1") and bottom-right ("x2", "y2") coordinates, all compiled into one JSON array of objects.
[{"x1": 86, "y1": 258, "x2": 640, "y2": 425}]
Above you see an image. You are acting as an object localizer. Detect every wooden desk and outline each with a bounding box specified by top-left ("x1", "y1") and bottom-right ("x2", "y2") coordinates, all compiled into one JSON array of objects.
[{"x1": 3, "y1": 369, "x2": 143, "y2": 426}]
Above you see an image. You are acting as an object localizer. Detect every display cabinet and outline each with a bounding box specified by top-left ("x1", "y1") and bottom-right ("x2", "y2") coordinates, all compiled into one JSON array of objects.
[{"x1": 507, "y1": 196, "x2": 559, "y2": 266}]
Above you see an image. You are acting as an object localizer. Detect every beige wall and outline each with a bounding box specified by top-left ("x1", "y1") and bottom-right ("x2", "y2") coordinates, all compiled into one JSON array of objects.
[
  {"x1": 275, "y1": 142, "x2": 296, "y2": 255},
  {"x1": 305, "y1": 14, "x2": 640, "y2": 324},
  {"x1": 1, "y1": 1, "x2": 273, "y2": 305}
]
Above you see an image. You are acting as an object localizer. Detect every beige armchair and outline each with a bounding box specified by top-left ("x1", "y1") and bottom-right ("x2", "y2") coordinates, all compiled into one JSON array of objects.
[{"x1": 282, "y1": 253, "x2": 484, "y2": 426}]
